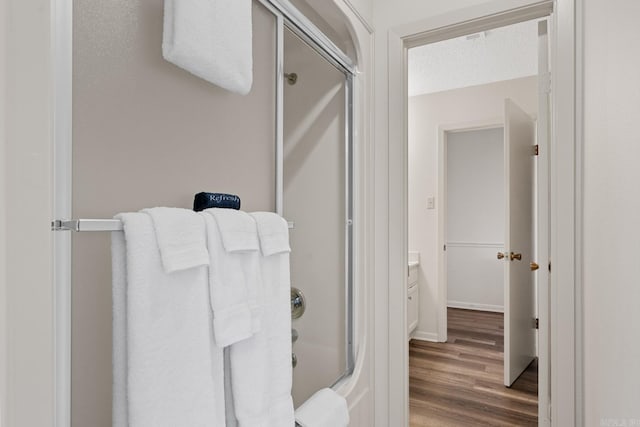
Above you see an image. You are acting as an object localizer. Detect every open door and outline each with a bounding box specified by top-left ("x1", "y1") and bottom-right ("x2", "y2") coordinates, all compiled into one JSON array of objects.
[{"x1": 503, "y1": 98, "x2": 536, "y2": 387}]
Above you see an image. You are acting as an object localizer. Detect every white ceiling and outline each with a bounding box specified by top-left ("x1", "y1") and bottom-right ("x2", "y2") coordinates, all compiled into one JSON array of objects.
[{"x1": 408, "y1": 19, "x2": 540, "y2": 97}]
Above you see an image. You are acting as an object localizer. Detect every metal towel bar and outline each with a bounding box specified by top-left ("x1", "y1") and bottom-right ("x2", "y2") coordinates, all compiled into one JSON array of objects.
[{"x1": 52, "y1": 218, "x2": 294, "y2": 232}]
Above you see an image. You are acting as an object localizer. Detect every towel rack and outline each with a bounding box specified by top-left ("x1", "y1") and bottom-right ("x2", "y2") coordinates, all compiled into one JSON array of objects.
[{"x1": 51, "y1": 218, "x2": 295, "y2": 232}]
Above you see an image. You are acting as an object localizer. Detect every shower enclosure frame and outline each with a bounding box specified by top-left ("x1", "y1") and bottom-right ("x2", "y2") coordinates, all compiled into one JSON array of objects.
[
  {"x1": 51, "y1": 0, "x2": 356, "y2": 424},
  {"x1": 263, "y1": 0, "x2": 356, "y2": 393}
]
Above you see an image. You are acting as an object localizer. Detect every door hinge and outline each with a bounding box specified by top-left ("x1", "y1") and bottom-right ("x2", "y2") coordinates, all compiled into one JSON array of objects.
[
  {"x1": 548, "y1": 261, "x2": 551, "y2": 272},
  {"x1": 540, "y1": 72, "x2": 551, "y2": 94},
  {"x1": 444, "y1": 244, "x2": 447, "y2": 251},
  {"x1": 533, "y1": 318, "x2": 539, "y2": 329},
  {"x1": 534, "y1": 144, "x2": 539, "y2": 156}
]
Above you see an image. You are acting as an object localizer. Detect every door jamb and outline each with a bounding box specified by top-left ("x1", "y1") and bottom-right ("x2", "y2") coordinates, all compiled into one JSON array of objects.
[{"x1": 386, "y1": 0, "x2": 580, "y2": 425}]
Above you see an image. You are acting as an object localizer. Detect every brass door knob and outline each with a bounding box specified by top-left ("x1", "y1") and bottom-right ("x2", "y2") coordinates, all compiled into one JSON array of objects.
[
  {"x1": 530, "y1": 262, "x2": 540, "y2": 271},
  {"x1": 497, "y1": 252, "x2": 505, "y2": 260},
  {"x1": 510, "y1": 252, "x2": 522, "y2": 261}
]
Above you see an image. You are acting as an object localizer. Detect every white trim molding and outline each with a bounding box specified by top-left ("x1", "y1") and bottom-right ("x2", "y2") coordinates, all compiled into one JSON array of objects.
[
  {"x1": 411, "y1": 331, "x2": 439, "y2": 342},
  {"x1": 447, "y1": 301, "x2": 504, "y2": 313},
  {"x1": 446, "y1": 241, "x2": 504, "y2": 249}
]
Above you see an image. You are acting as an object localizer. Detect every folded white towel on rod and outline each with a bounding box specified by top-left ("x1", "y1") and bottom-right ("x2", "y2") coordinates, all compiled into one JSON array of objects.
[
  {"x1": 202, "y1": 209, "x2": 262, "y2": 347},
  {"x1": 250, "y1": 211, "x2": 292, "y2": 256},
  {"x1": 295, "y1": 388, "x2": 350, "y2": 427},
  {"x1": 112, "y1": 212, "x2": 225, "y2": 427},
  {"x1": 210, "y1": 208, "x2": 260, "y2": 254},
  {"x1": 162, "y1": 0, "x2": 253, "y2": 95},
  {"x1": 227, "y1": 212, "x2": 295, "y2": 426},
  {"x1": 143, "y1": 207, "x2": 209, "y2": 273}
]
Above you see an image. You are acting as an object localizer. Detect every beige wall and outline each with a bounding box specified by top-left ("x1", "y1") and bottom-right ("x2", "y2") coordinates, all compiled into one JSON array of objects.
[
  {"x1": 2, "y1": 0, "x2": 55, "y2": 425},
  {"x1": 0, "y1": 0, "x2": 7, "y2": 422},
  {"x1": 583, "y1": 0, "x2": 640, "y2": 424},
  {"x1": 408, "y1": 76, "x2": 537, "y2": 337},
  {"x1": 71, "y1": 1, "x2": 277, "y2": 425}
]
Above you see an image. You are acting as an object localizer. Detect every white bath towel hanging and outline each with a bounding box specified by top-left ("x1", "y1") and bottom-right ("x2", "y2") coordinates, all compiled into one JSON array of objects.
[
  {"x1": 201, "y1": 209, "x2": 262, "y2": 347},
  {"x1": 162, "y1": 0, "x2": 253, "y2": 95},
  {"x1": 111, "y1": 212, "x2": 225, "y2": 427},
  {"x1": 143, "y1": 207, "x2": 209, "y2": 273},
  {"x1": 227, "y1": 212, "x2": 295, "y2": 426}
]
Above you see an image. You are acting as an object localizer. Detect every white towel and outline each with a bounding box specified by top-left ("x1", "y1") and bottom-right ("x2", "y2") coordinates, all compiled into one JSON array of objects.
[
  {"x1": 295, "y1": 388, "x2": 350, "y2": 427},
  {"x1": 210, "y1": 208, "x2": 263, "y2": 333},
  {"x1": 143, "y1": 207, "x2": 209, "y2": 273},
  {"x1": 162, "y1": 0, "x2": 253, "y2": 95},
  {"x1": 228, "y1": 212, "x2": 295, "y2": 426},
  {"x1": 112, "y1": 212, "x2": 225, "y2": 427},
  {"x1": 201, "y1": 210, "x2": 262, "y2": 347},
  {"x1": 111, "y1": 228, "x2": 128, "y2": 427},
  {"x1": 250, "y1": 211, "x2": 291, "y2": 256},
  {"x1": 209, "y1": 208, "x2": 260, "y2": 253}
]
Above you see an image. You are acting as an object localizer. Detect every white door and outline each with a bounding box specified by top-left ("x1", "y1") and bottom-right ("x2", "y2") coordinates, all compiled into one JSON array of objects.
[{"x1": 503, "y1": 98, "x2": 536, "y2": 387}]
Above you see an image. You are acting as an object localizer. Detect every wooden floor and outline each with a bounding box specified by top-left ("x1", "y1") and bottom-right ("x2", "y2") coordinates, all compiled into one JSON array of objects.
[{"x1": 409, "y1": 308, "x2": 538, "y2": 426}]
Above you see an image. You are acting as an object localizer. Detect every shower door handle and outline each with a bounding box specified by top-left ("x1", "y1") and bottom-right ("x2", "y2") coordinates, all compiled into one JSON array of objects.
[{"x1": 291, "y1": 288, "x2": 306, "y2": 319}]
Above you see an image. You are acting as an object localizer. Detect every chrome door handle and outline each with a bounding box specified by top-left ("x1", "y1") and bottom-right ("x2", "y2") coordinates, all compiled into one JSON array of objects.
[{"x1": 291, "y1": 288, "x2": 306, "y2": 319}]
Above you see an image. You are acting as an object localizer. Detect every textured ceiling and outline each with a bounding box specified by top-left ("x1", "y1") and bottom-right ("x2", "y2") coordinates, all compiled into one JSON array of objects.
[{"x1": 408, "y1": 19, "x2": 540, "y2": 97}]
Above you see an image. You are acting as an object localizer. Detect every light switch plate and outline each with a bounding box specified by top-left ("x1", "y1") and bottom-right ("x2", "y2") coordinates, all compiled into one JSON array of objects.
[{"x1": 427, "y1": 197, "x2": 435, "y2": 209}]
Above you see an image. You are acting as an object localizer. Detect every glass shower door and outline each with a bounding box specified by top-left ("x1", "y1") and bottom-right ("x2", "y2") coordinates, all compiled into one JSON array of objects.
[{"x1": 282, "y1": 26, "x2": 352, "y2": 408}]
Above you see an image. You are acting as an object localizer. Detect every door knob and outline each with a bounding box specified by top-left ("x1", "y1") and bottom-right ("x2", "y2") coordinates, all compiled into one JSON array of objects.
[
  {"x1": 530, "y1": 262, "x2": 539, "y2": 271},
  {"x1": 497, "y1": 252, "x2": 505, "y2": 260},
  {"x1": 510, "y1": 252, "x2": 522, "y2": 261}
]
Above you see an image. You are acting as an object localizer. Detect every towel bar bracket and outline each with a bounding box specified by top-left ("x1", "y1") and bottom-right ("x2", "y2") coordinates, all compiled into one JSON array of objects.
[
  {"x1": 52, "y1": 219, "x2": 78, "y2": 231},
  {"x1": 51, "y1": 219, "x2": 124, "y2": 232}
]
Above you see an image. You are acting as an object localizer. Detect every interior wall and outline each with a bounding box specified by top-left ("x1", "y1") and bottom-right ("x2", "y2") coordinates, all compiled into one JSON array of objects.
[
  {"x1": 289, "y1": 0, "x2": 352, "y2": 54},
  {"x1": 408, "y1": 76, "x2": 536, "y2": 338},
  {"x1": 283, "y1": 28, "x2": 347, "y2": 408},
  {"x1": 583, "y1": 0, "x2": 640, "y2": 424},
  {"x1": 344, "y1": 0, "x2": 372, "y2": 27},
  {"x1": 0, "y1": 0, "x2": 7, "y2": 420},
  {"x1": 446, "y1": 127, "x2": 504, "y2": 312},
  {"x1": 71, "y1": 1, "x2": 276, "y2": 425},
  {"x1": 3, "y1": 0, "x2": 55, "y2": 425}
]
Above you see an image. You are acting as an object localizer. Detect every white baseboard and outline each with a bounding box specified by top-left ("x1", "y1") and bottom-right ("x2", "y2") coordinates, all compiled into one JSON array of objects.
[
  {"x1": 410, "y1": 330, "x2": 439, "y2": 342},
  {"x1": 447, "y1": 300, "x2": 504, "y2": 313}
]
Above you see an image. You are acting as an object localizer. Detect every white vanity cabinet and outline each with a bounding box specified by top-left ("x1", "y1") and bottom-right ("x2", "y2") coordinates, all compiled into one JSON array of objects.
[{"x1": 407, "y1": 252, "x2": 420, "y2": 338}]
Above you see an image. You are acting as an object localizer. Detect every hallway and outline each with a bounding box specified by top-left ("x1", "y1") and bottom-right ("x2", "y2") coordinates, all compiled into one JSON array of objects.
[{"x1": 409, "y1": 308, "x2": 538, "y2": 426}]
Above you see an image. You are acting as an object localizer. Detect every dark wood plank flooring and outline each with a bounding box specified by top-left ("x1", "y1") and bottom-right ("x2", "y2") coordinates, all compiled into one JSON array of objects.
[{"x1": 409, "y1": 308, "x2": 538, "y2": 426}]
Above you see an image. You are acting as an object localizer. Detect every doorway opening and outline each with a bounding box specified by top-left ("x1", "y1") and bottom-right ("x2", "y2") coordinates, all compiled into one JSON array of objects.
[{"x1": 406, "y1": 17, "x2": 549, "y2": 425}]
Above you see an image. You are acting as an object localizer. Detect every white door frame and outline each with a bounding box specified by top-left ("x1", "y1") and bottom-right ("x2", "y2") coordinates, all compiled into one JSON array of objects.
[
  {"x1": 386, "y1": 0, "x2": 581, "y2": 425},
  {"x1": 437, "y1": 119, "x2": 505, "y2": 343}
]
